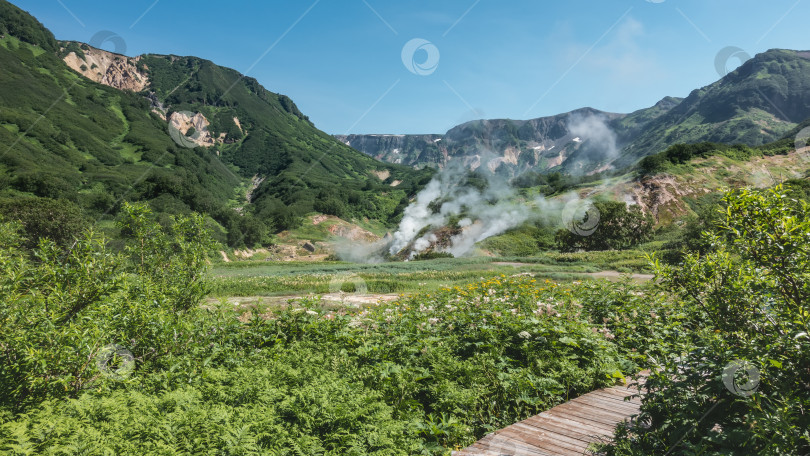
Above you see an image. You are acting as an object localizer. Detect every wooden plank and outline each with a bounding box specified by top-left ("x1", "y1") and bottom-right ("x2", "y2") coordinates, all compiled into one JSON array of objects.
[
  {"x1": 567, "y1": 395, "x2": 639, "y2": 414},
  {"x1": 466, "y1": 433, "x2": 554, "y2": 456},
  {"x1": 456, "y1": 375, "x2": 648, "y2": 455},
  {"x1": 498, "y1": 424, "x2": 587, "y2": 453},
  {"x1": 517, "y1": 416, "x2": 605, "y2": 445},
  {"x1": 584, "y1": 396, "x2": 638, "y2": 410},
  {"x1": 550, "y1": 402, "x2": 630, "y2": 426},
  {"x1": 591, "y1": 387, "x2": 639, "y2": 399},
  {"x1": 586, "y1": 393, "x2": 641, "y2": 410},
  {"x1": 569, "y1": 395, "x2": 640, "y2": 415},
  {"x1": 588, "y1": 390, "x2": 639, "y2": 404},
  {"x1": 605, "y1": 384, "x2": 640, "y2": 394},
  {"x1": 511, "y1": 422, "x2": 591, "y2": 451},
  {"x1": 528, "y1": 413, "x2": 613, "y2": 440}
]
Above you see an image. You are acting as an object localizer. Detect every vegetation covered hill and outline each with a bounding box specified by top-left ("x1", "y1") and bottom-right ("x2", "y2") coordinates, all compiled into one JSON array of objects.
[
  {"x1": 614, "y1": 49, "x2": 810, "y2": 169},
  {"x1": 135, "y1": 53, "x2": 432, "y2": 227},
  {"x1": 0, "y1": 0, "x2": 430, "y2": 248},
  {"x1": 0, "y1": 9, "x2": 241, "y2": 243},
  {"x1": 475, "y1": 127, "x2": 810, "y2": 260}
]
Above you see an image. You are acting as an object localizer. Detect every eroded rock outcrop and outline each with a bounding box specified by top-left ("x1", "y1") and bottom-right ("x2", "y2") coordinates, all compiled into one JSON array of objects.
[
  {"x1": 168, "y1": 111, "x2": 217, "y2": 148},
  {"x1": 63, "y1": 46, "x2": 149, "y2": 92}
]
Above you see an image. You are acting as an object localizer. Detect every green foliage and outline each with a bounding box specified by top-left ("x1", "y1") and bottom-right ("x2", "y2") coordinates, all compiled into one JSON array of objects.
[
  {"x1": 638, "y1": 142, "x2": 762, "y2": 176},
  {"x1": 313, "y1": 197, "x2": 346, "y2": 218},
  {"x1": 603, "y1": 185, "x2": 810, "y2": 455},
  {"x1": 0, "y1": 203, "x2": 213, "y2": 411},
  {"x1": 411, "y1": 251, "x2": 454, "y2": 260},
  {"x1": 117, "y1": 202, "x2": 215, "y2": 312},
  {"x1": 659, "y1": 192, "x2": 727, "y2": 263},
  {"x1": 138, "y1": 53, "x2": 433, "y2": 226},
  {"x1": 0, "y1": 1, "x2": 57, "y2": 52},
  {"x1": 58, "y1": 41, "x2": 84, "y2": 59},
  {"x1": 480, "y1": 223, "x2": 556, "y2": 256},
  {"x1": 0, "y1": 352, "x2": 422, "y2": 455},
  {"x1": 0, "y1": 197, "x2": 87, "y2": 249},
  {"x1": 226, "y1": 213, "x2": 269, "y2": 248},
  {"x1": 556, "y1": 201, "x2": 654, "y2": 252}
]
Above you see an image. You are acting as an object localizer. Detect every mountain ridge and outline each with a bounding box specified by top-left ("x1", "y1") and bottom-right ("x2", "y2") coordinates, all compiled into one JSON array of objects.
[{"x1": 339, "y1": 49, "x2": 810, "y2": 176}]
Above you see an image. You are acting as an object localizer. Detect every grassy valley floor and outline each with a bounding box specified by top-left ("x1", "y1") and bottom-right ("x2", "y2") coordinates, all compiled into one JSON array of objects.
[{"x1": 208, "y1": 252, "x2": 654, "y2": 309}]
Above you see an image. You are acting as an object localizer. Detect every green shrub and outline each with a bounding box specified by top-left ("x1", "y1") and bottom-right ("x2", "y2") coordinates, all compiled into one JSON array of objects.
[
  {"x1": 0, "y1": 197, "x2": 87, "y2": 249},
  {"x1": 603, "y1": 185, "x2": 810, "y2": 455},
  {"x1": 0, "y1": 203, "x2": 213, "y2": 411},
  {"x1": 412, "y1": 251, "x2": 454, "y2": 260},
  {"x1": 556, "y1": 201, "x2": 654, "y2": 252}
]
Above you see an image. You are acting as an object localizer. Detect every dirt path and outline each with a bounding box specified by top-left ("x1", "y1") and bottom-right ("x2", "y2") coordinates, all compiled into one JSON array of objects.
[
  {"x1": 586, "y1": 270, "x2": 654, "y2": 281},
  {"x1": 206, "y1": 293, "x2": 400, "y2": 311},
  {"x1": 491, "y1": 262, "x2": 654, "y2": 282}
]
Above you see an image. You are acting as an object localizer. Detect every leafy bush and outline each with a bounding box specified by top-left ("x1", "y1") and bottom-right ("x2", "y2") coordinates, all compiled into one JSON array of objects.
[
  {"x1": 556, "y1": 201, "x2": 654, "y2": 252},
  {"x1": 412, "y1": 251, "x2": 454, "y2": 260},
  {"x1": 602, "y1": 185, "x2": 810, "y2": 455},
  {"x1": 0, "y1": 197, "x2": 87, "y2": 249},
  {"x1": 0, "y1": 203, "x2": 213, "y2": 411}
]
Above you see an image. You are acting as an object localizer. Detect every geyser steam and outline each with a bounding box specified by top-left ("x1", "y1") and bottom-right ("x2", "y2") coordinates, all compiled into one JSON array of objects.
[{"x1": 386, "y1": 161, "x2": 569, "y2": 259}]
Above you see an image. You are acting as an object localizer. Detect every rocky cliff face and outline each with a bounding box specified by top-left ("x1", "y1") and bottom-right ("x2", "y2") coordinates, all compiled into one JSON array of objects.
[
  {"x1": 334, "y1": 134, "x2": 443, "y2": 167},
  {"x1": 62, "y1": 45, "x2": 148, "y2": 92},
  {"x1": 441, "y1": 108, "x2": 629, "y2": 174},
  {"x1": 336, "y1": 107, "x2": 662, "y2": 175}
]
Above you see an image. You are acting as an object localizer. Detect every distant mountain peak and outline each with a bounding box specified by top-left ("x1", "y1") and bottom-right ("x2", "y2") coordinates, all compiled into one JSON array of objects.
[{"x1": 342, "y1": 49, "x2": 810, "y2": 175}]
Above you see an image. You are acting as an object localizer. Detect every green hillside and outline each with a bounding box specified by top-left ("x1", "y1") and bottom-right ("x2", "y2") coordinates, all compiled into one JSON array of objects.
[
  {"x1": 0, "y1": 23, "x2": 238, "y2": 243},
  {"x1": 0, "y1": 0, "x2": 429, "y2": 248},
  {"x1": 615, "y1": 49, "x2": 810, "y2": 169},
  {"x1": 138, "y1": 53, "x2": 432, "y2": 225}
]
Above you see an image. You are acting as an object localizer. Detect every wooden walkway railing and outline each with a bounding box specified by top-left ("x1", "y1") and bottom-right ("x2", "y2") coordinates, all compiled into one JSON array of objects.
[{"x1": 452, "y1": 378, "x2": 644, "y2": 456}]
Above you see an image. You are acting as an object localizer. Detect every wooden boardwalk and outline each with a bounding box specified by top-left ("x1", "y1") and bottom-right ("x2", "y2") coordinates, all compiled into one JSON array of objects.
[{"x1": 453, "y1": 380, "x2": 643, "y2": 456}]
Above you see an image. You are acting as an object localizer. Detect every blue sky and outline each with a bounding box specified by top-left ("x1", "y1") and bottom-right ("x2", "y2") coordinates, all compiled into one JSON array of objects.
[{"x1": 11, "y1": 0, "x2": 810, "y2": 134}]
